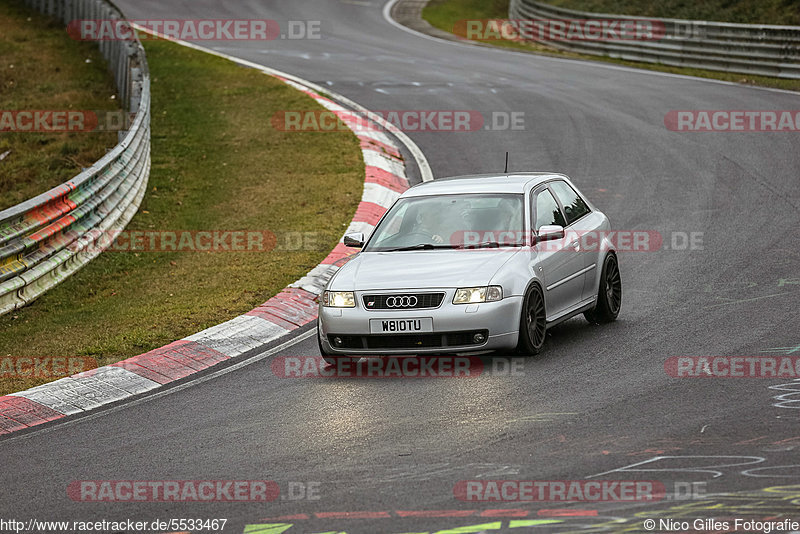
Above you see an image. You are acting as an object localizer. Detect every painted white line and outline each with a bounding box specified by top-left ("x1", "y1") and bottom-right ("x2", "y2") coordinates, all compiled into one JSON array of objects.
[
  {"x1": 381, "y1": 0, "x2": 800, "y2": 97},
  {"x1": 0, "y1": 329, "x2": 317, "y2": 443},
  {"x1": 381, "y1": 0, "x2": 459, "y2": 45}
]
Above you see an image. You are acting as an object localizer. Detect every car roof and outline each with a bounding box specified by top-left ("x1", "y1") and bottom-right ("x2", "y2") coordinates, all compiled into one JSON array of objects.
[{"x1": 401, "y1": 172, "x2": 569, "y2": 197}]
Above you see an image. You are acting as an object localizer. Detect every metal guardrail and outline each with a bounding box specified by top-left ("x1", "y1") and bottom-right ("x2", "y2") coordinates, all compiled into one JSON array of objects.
[
  {"x1": 0, "y1": 0, "x2": 150, "y2": 316},
  {"x1": 509, "y1": 0, "x2": 800, "y2": 79}
]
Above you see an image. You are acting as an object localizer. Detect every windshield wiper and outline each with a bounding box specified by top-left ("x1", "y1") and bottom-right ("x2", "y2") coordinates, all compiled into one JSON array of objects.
[
  {"x1": 385, "y1": 243, "x2": 460, "y2": 252},
  {"x1": 463, "y1": 241, "x2": 524, "y2": 249}
]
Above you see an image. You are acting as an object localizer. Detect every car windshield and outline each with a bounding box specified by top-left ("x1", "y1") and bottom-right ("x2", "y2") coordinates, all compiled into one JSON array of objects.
[{"x1": 364, "y1": 193, "x2": 525, "y2": 252}]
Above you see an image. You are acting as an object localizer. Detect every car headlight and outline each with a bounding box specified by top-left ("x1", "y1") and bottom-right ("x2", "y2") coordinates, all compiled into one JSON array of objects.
[
  {"x1": 322, "y1": 291, "x2": 356, "y2": 308},
  {"x1": 453, "y1": 286, "x2": 503, "y2": 304}
]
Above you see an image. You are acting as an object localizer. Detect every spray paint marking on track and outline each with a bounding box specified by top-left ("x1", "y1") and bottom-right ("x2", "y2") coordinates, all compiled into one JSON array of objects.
[{"x1": 243, "y1": 485, "x2": 800, "y2": 533}]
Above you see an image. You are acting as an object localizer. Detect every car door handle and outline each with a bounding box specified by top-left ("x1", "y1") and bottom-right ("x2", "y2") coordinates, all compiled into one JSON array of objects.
[{"x1": 571, "y1": 240, "x2": 580, "y2": 249}]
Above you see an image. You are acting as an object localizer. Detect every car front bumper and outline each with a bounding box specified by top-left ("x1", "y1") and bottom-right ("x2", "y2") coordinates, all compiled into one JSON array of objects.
[{"x1": 318, "y1": 293, "x2": 523, "y2": 355}]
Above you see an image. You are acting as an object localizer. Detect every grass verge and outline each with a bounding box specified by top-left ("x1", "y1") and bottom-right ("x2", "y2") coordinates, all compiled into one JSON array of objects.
[
  {"x1": 0, "y1": 35, "x2": 364, "y2": 395},
  {"x1": 0, "y1": 0, "x2": 120, "y2": 211},
  {"x1": 422, "y1": 0, "x2": 800, "y2": 92}
]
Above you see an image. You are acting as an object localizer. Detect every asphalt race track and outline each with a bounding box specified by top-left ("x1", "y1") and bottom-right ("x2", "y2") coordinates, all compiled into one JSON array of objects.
[{"x1": 2, "y1": 1, "x2": 799, "y2": 533}]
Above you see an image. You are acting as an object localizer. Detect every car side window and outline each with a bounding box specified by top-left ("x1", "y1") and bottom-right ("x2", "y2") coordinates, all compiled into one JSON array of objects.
[
  {"x1": 549, "y1": 181, "x2": 590, "y2": 225},
  {"x1": 534, "y1": 189, "x2": 567, "y2": 230}
]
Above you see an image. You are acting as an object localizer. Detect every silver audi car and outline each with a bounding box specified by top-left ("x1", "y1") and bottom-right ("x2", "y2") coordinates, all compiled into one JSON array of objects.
[{"x1": 317, "y1": 173, "x2": 621, "y2": 361}]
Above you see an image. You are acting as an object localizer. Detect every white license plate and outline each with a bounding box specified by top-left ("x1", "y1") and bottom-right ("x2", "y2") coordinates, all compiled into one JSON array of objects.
[{"x1": 369, "y1": 318, "x2": 433, "y2": 334}]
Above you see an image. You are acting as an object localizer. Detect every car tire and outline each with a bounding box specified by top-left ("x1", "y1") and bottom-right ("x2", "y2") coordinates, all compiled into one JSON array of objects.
[
  {"x1": 517, "y1": 283, "x2": 547, "y2": 355},
  {"x1": 585, "y1": 253, "x2": 622, "y2": 324}
]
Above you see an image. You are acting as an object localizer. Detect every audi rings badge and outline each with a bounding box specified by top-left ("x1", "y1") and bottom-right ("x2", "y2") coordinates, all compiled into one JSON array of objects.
[{"x1": 386, "y1": 295, "x2": 418, "y2": 308}]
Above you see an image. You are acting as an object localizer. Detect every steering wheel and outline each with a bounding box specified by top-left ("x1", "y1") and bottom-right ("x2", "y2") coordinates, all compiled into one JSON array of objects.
[{"x1": 405, "y1": 231, "x2": 431, "y2": 241}]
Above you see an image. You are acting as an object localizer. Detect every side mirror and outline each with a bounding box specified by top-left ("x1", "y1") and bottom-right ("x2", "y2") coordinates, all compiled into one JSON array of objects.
[
  {"x1": 535, "y1": 225, "x2": 565, "y2": 244},
  {"x1": 343, "y1": 232, "x2": 365, "y2": 248}
]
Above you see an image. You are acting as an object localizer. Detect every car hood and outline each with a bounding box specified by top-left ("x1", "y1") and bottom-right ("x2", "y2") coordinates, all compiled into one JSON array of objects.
[{"x1": 330, "y1": 249, "x2": 521, "y2": 291}]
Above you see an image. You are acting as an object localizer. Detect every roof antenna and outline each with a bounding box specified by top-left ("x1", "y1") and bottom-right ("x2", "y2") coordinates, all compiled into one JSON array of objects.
[{"x1": 504, "y1": 152, "x2": 509, "y2": 174}]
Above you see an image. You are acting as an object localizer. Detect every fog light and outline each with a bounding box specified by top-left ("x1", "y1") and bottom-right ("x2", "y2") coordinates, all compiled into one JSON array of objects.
[
  {"x1": 333, "y1": 336, "x2": 343, "y2": 347},
  {"x1": 473, "y1": 333, "x2": 486, "y2": 344}
]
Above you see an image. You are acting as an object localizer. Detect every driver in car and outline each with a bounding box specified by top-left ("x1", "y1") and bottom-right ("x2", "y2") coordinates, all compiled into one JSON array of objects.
[{"x1": 415, "y1": 207, "x2": 445, "y2": 243}]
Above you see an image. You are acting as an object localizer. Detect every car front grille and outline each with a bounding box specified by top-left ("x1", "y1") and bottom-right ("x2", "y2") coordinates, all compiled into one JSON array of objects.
[
  {"x1": 362, "y1": 292, "x2": 445, "y2": 310},
  {"x1": 328, "y1": 330, "x2": 488, "y2": 350}
]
